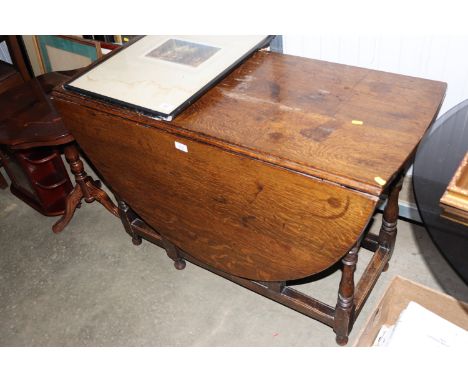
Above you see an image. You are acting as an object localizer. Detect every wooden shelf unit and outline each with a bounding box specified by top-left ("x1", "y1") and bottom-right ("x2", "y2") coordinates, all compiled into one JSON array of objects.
[{"x1": 1, "y1": 147, "x2": 73, "y2": 216}]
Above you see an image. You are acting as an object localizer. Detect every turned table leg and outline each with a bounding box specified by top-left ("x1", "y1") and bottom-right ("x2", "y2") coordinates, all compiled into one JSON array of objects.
[
  {"x1": 118, "y1": 199, "x2": 142, "y2": 246},
  {"x1": 0, "y1": 170, "x2": 7, "y2": 189},
  {"x1": 379, "y1": 179, "x2": 403, "y2": 271},
  {"x1": 0, "y1": 151, "x2": 8, "y2": 189},
  {"x1": 334, "y1": 244, "x2": 358, "y2": 345},
  {"x1": 162, "y1": 237, "x2": 186, "y2": 270},
  {"x1": 53, "y1": 143, "x2": 119, "y2": 233}
]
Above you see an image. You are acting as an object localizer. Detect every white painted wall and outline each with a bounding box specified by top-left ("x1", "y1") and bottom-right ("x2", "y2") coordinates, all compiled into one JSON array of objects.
[{"x1": 283, "y1": 35, "x2": 468, "y2": 116}]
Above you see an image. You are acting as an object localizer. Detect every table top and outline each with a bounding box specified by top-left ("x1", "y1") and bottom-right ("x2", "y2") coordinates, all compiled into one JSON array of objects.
[
  {"x1": 59, "y1": 50, "x2": 446, "y2": 196},
  {"x1": 53, "y1": 49, "x2": 448, "y2": 281},
  {"x1": 413, "y1": 100, "x2": 468, "y2": 284},
  {"x1": 0, "y1": 72, "x2": 74, "y2": 150},
  {"x1": 176, "y1": 51, "x2": 447, "y2": 195}
]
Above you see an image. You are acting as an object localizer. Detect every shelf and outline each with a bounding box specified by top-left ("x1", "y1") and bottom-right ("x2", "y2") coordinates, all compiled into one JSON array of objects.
[
  {"x1": 22, "y1": 151, "x2": 58, "y2": 164},
  {"x1": 11, "y1": 183, "x2": 66, "y2": 216},
  {"x1": 34, "y1": 172, "x2": 68, "y2": 190}
]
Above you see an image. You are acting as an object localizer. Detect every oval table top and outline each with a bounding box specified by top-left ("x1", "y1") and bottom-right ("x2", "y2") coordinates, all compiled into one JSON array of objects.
[{"x1": 59, "y1": 49, "x2": 447, "y2": 196}]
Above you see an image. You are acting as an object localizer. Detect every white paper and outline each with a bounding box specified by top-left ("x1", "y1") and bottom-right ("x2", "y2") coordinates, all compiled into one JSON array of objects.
[
  {"x1": 373, "y1": 301, "x2": 468, "y2": 348},
  {"x1": 68, "y1": 36, "x2": 270, "y2": 119}
]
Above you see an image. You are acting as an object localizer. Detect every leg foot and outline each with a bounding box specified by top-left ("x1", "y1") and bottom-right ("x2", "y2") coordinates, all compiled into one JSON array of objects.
[
  {"x1": 0, "y1": 172, "x2": 7, "y2": 189},
  {"x1": 0, "y1": 154, "x2": 9, "y2": 189},
  {"x1": 382, "y1": 262, "x2": 390, "y2": 272},
  {"x1": 334, "y1": 245, "x2": 358, "y2": 345},
  {"x1": 52, "y1": 184, "x2": 83, "y2": 233},
  {"x1": 162, "y1": 237, "x2": 186, "y2": 271},
  {"x1": 118, "y1": 199, "x2": 145, "y2": 246},
  {"x1": 132, "y1": 235, "x2": 142, "y2": 246},
  {"x1": 174, "y1": 259, "x2": 186, "y2": 270},
  {"x1": 53, "y1": 143, "x2": 119, "y2": 233},
  {"x1": 336, "y1": 335, "x2": 348, "y2": 346},
  {"x1": 85, "y1": 179, "x2": 119, "y2": 217}
]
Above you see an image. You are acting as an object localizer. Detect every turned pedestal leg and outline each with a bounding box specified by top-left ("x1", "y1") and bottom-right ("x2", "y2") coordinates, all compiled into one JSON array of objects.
[
  {"x1": 162, "y1": 237, "x2": 186, "y2": 270},
  {"x1": 334, "y1": 245, "x2": 358, "y2": 345},
  {"x1": 117, "y1": 199, "x2": 142, "y2": 246},
  {"x1": 0, "y1": 171, "x2": 7, "y2": 189},
  {"x1": 0, "y1": 151, "x2": 8, "y2": 189},
  {"x1": 53, "y1": 144, "x2": 119, "y2": 233},
  {"x1": 379, "y1": 179, "x2": 403, "y2": 271}
]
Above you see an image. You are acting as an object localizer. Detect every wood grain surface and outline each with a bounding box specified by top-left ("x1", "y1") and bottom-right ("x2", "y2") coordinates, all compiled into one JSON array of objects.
[
  {"x1": 54, "y1": 97, "x2": 377, "y2": 281},
  {"x1": 174, "y1": 51, "x2": 446, "y2": 195},
  {"x1": 59, "y1": 50, "x2": 446, "y2": 196},
  {"x1": 52, "y1": 49, "x2": 446, "y2": 281},
  {"x1": 0, "y1": 72, "x2": 73, "y2": 149}
]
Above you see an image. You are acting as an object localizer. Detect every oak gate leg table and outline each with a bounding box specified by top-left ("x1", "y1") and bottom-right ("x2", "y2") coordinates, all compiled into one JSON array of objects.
[{"x1": 52, "y1": 43, "x2": 446, "y2": 345}]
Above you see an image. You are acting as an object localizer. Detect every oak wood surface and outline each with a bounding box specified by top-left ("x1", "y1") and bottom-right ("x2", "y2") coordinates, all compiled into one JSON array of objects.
[
  {"x1": 175, "y1": 52, "x2": 446, "y2": 195},
  {"x1": 58, "y1": 50, "x2": 446, "y2": 196},
  {"x1": 54, "y1": 98, "x2": 377, "y2": 281},
  {"x1": 52, "y1": 49, "x2": 446, "y2": 281}
]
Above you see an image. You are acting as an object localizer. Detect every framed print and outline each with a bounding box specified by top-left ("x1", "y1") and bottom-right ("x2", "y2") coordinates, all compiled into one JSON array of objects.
[
  {"x1": 35, "y1": 35, "x2": 101, "y2": 73},
  {"x1": 65, "y1": 35, "x2": 274, "y2": 121}
]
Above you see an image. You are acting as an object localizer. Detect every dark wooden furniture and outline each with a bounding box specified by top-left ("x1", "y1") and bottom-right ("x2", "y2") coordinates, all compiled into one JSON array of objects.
[
  {"x1": 53, "y1": 46, "x2": 446, "y2": 345},
  {"x1": 0, "y1": 71, "x2": 118, "y2": 226},
  {"x1": 0, "y1": 72, "x2": 73, "y2": 215},
  {"x1": 414, "y1": 99, "x2": 468, "y2": 284},
  {"x1": 0, "y1": 35, "x2": 32, "y2": 186},
  {"x1": 52, "y1": 142, "x2": 119, "y2": 233},
  {"x1": 0, "y1": 60, "x2": 21, "y2": 188},
  {"x1": 0, "y1": 146, "x2": 72, "y2": 216}
]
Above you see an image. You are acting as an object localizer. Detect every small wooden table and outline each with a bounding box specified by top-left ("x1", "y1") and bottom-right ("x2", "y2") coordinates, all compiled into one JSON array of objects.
[
  {"x1": 0, "y1": 72, "x2": 118, "y2": 230},
  {"x1": 52, "y1": 47, "x2": 446, "y2": 344}
]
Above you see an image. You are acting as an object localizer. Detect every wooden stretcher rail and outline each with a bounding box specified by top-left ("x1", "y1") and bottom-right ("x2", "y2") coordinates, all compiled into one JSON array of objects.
[{"x1": 120, "y1": 192, "x2": 400, "y2": 344}]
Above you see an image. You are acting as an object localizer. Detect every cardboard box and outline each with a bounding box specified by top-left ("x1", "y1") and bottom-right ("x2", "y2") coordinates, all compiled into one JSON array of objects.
[{"x1": 355, "y1": 275, "x2": 468, "y2": 346}]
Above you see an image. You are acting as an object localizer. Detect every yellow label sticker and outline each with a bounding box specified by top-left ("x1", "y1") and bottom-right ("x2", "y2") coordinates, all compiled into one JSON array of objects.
[
  {"x1": 374, "y1": 176, "x2": 386, "y2": 186},
  {"x1": 351, "y1": 120, "x2": 363, "y2": 125}
]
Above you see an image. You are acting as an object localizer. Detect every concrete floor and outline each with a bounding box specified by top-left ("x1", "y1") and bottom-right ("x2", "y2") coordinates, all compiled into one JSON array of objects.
[{"x1": 0, "y1": 171, "x2": 467, "y2": 346}]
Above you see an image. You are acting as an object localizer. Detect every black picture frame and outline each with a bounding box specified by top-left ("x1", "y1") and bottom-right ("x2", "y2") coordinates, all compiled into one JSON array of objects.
[{"x1": 64, "y1": 35, "x2": 275, "y2": 121}]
